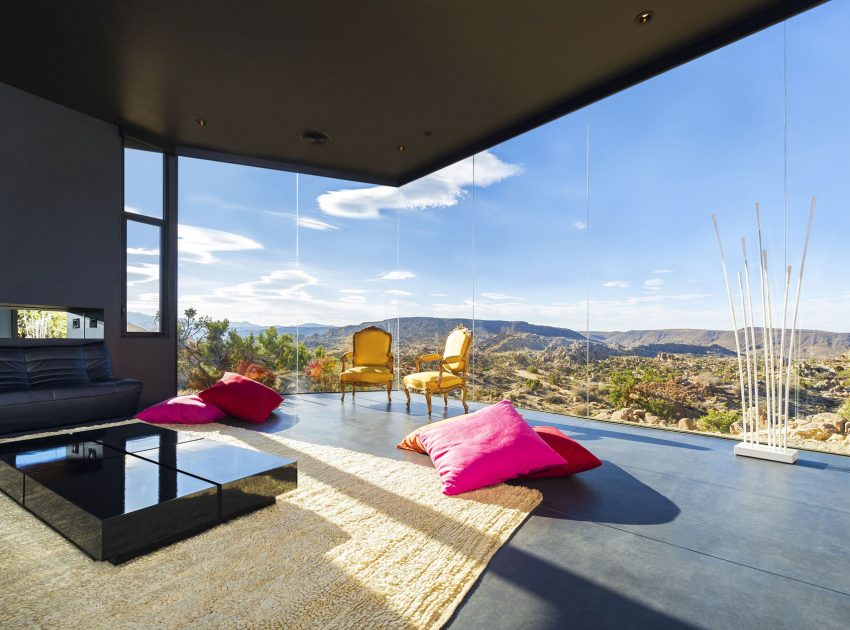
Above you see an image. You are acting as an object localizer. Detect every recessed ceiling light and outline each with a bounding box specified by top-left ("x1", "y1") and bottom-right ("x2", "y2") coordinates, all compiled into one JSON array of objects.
[
  {"x1": 398, "y1": 144, "x2": 406, "y2": 151},
  {"x1": 636, "y1": 10, "x2": 654, "y2": 25},
  {"x1": 196, "y1": 118, "x2": 208, "y2": 127},
  {"x1": 300, "y1": 130, "x2": 331, "y2": 145}
]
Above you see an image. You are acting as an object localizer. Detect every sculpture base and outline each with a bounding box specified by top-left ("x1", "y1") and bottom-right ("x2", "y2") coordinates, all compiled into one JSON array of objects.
[{"x1": 734, "y1": 441, "x2": 798, "y2": 464}]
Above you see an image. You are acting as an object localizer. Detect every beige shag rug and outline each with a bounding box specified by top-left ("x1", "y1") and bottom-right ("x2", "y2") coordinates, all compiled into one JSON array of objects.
[{"x1": 0, "y1": 421, "x2": 541, "y2": 629}]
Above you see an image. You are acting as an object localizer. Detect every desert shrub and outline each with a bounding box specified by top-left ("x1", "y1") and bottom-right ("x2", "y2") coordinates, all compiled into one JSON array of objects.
[
  {"x1": 303, "y1": 355, "x2": 339, "y2": 392},
  {"x1": 839, "y1": 399, "x2": 850, "y2": 421},
  {"x1": 608, "y1": 369, "x2": 639, "y2": 409},
  {"x1": 524, "y1": 378, "x2": 541, "y2": 393},
  {"x1": 697, "y1": 408, "x2": 740, "y2": 434},
  {"x1": 693, "y1": 372, "x2": 721, "y2": 389},
  {"x1": 546, "y1": 371, "x2": 564, "y2": 387}
]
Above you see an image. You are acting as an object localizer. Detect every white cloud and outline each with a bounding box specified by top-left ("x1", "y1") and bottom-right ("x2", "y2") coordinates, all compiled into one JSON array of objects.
[
  {"x1": 481, "y1": 292, "x2": 524, "y2": 301},
  {"x1": 380, "y1": 270, "x2": 416, "y2": 281},
  {"x1": 127, "y1": 291, "x2": 160, "y2": 314},
  {"x1": 127, "y1": 263, "x2": 159, "y2": 286},
  {"x1": 430, "y1": 293, "x2": 449, "y2": 297},
  {"x1": 317, "y1": 150, "x2": 522, "y2": 219},
  {"x1": 644, "y1": 278, "x2": 665, "y2": 287},
  {"x1": 602, "y1": 281, "x2": 630, "y2": 288},
  {"x1": 178, "y1": 224, "x2": 263, "y2": 264},
  {"x1": 384, "y1": 289, "x2": 412, "y2": 296},
  {"x1": 573, "y1": 220, "x2": 587, "y2": 230},
  {"x1": 653, "y1": 269, "x2": 673, "y2": 274},
  {"x1": 340, "y1": 289, "x2": 369, "y2": 294},
  {"x1": 127, "y1": 247, "x2": 159, "y2": 256},
  {"x1": 339, "y1": 295, "x2": 367, "y2": 304},
  {"x1": 297, "y1": 216, "x2": 339, "y2": 231}
]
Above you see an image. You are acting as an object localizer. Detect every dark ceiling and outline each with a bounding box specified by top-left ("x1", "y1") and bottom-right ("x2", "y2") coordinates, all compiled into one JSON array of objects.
[{"x1": 0, "y1": 1, "x2": 823, "y2": 185}]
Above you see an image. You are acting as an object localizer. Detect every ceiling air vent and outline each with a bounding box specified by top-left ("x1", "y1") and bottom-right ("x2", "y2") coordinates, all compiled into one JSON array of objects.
[{"x1": 300, "y1": 130, "x2": 331, "y2": 145}]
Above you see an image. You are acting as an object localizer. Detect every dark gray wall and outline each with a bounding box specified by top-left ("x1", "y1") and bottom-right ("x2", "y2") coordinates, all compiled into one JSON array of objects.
[{"x1": 0, "y1": 81, "x2": 174, "y2": 407}]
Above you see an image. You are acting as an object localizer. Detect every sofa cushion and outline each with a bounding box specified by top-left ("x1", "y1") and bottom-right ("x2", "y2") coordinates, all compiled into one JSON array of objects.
[
  {"x1": 0, "y1": 388, "x2": 56, "y2": 407},
  {"x1": 83, "y1": 342, "x2": 115, "y2": 382},
  {"x1": 25, "y1": 346, "x2": 90, "y2": 388},
  {"x1": 0, "y1": 348, "x2": 29, "y2": 392}
]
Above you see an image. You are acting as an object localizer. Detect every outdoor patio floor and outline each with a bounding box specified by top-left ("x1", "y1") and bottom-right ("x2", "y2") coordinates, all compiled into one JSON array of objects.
[{"x1": 235, "y1": 391, "x2": 850, "y2": 629}]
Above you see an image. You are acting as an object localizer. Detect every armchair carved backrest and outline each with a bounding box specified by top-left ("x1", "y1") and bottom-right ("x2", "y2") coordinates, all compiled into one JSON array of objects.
[
  {"x1": 351, "y1": 326, "x2": 393, "y2": 368},
  {"x1": 441, "y1": 327, "x2": 472, "y2": 375}
]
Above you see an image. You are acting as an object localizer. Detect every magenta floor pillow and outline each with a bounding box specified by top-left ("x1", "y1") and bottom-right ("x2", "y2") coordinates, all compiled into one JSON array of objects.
[
  {"x1": 198, "y1": 372, "x2": 283, "y2": 423},
  {"x1": 136, "y1": 395, "x2": 226, "y2": 424},
  {"x1": 418, "y1": 400, "x2": 567, "y2": 495},
  {"x1": 521, "y1": 426, "x2": 602, "y2": 478}
]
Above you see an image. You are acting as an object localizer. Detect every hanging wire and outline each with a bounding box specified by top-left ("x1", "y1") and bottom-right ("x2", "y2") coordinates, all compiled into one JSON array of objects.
[
  {"x1": 585, "y1": 111, "x2": 591, "y2": 417},
  {"x1": 295, "y1": 173, "x2": 300, "y2": 393},
  {"x1": 396, "y1": 186, "x2": 401, "y2": 390},
  {"x1": 471, "y1": 153, "x2": 477, "y2": 401}
]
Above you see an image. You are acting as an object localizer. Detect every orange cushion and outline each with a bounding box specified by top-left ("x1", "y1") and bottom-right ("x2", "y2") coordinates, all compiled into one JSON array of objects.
[{"x1": 397, "y1": 413, "x2": 468, "y2": 453}]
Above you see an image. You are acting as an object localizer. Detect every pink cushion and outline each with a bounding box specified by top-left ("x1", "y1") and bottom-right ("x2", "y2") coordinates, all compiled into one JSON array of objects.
[
  {"x1": 136, "y1": 395, "x2": 226, "y2": 424},
  {"x1": 521, "y1": 426, "x2": 602, "y2": 478},
  {"x1": 418, "y1": 400, "x2": 567, "y2": 495},
  {"x1": 198, "y1": 372, "x2": 283, "y2": 423}
]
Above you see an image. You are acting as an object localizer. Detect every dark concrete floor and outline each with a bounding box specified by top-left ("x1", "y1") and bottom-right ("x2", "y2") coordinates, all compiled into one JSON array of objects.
[{"x1": 238, "y1": 391, "x2": 850, "y2": 629}]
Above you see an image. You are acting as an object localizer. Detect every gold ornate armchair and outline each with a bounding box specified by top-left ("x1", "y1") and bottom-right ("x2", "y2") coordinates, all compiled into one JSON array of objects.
[
  {"x1": 340, "y1": 326, "x2": 394, "y2": 402},
  {"x1": 403, "y1": 326, "x2": 472, "y2": 415}
]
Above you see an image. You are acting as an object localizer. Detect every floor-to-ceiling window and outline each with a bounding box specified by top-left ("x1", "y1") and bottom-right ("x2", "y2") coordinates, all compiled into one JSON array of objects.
[
  {"x1": 166, "y1": 0, "x2": 849, "y2": 456},
  {"x1": 176, "y1": 157, "x2": 299, "y2": 394}
]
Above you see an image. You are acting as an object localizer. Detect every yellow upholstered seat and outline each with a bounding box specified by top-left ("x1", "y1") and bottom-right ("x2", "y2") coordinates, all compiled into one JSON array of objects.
[
  {"x1": 403, "y1": 371, "x2": 463, "y2": 391},
  {"x1": 340, "y1": 326, "x2": 394, "y2": 402},
  {"x1": 403, "y1": 326, "x2": 472, "y2": 415},
  {"x1": 341, "y1": 365, "x2": 393, "y2": 384}
]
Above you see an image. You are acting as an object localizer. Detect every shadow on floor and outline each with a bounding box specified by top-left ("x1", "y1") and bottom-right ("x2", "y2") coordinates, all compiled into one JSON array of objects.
[
  {"x1": 796, "y1": 458, "x2": 850, "y2": 474},
  {"x1": 447, "y1": 544, "x2": 697, "y2": 630},
  {"x1": 221, "y1": 409, "x2": 299, "y2": 434},
  {"x1": 518, "y1": 463, "x2": 681, "y2": 526},
  {"x1": 556, "y1": 423, "x2": 711, "y2": 452}
]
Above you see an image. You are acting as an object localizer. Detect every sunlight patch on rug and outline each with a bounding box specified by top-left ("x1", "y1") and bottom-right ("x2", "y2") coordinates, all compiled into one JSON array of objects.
[{"x1": 0, "y1": 422, "x2": 540, "y2": 629}]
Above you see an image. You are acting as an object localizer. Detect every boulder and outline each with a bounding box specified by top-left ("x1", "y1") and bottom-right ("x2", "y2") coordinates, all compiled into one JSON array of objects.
[
  {"x1": 811, "y1": 413, "x2": 846, "y2": 435},
  {"x1": 678, "y1": 418, "x2": 695, "y2": 431},
  {"x1": 729, "y1": 422, "x2": 743, "y2": 435},
  {"x1": 793, "y1": 422, "x2": 835, "y2": 441},
  {"x1": 644, "y1": 413, "x2": 661, "y2": 426},
  {"x1": 611, "y1": 407, "x2": 636, "y2": 422},
  {"x1": 594, "y1": 411, "x2": 612, "y2": 420}
]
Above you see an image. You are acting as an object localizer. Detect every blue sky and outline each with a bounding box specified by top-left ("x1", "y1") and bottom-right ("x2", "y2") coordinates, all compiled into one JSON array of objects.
[{"x1": 126, "y1": 0, "x2": 850, "y2": 333}]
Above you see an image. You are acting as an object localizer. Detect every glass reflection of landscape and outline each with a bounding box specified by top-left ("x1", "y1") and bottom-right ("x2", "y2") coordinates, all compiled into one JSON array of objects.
[{"x1": 124, "y1": 1, "x2": 850, "y2": 456}]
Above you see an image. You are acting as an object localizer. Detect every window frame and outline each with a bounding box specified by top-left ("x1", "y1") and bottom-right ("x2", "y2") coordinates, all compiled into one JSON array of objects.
[{"x1": 121, "y1": 143, "x2": 177, "y2": 338}]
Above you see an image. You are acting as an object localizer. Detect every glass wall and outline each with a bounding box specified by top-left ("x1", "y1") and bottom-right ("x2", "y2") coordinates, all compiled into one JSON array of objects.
[
  {"x1": 175, "y1": 158, "x2": 299, "y2": 394},
  {"x1": 164, "y1": 1, "x2": 849, "y2": 455}
]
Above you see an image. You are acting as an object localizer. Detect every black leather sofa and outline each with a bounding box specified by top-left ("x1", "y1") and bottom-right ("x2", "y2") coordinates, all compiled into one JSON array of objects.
[{"x1": 0, "y1": 341, "x2": 142, "y2": 434}]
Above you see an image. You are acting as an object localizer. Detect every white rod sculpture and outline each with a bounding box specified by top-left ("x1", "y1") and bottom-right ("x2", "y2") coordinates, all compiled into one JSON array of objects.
[{"x1": 712, "y1": 198, "x2": 815, "y2": 464}]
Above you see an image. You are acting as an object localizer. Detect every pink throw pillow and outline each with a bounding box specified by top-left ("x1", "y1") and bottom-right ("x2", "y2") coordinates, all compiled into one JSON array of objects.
[
  {"x1": 198, "y1": 372, "x2": 283, "y2": 423},
  {"x1": 418, "y1": 400, "x2": 567, "y2": 495},
  {"x1": 521, "y1": 426, "x2": 602, "y2": 478},
  {"x1": 136, "y1": 395, "x2": 226, "y2": 424}
]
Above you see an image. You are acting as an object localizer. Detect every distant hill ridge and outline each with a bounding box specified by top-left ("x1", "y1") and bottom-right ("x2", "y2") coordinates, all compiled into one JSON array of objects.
[{"x1": 129, "y1": 312, "x2": 850, "y2": 358}]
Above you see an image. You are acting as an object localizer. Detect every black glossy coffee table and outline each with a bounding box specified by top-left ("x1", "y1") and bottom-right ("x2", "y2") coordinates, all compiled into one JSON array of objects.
[{"x1": 0, "y1": 422, "x2": 297, "y2": 564}]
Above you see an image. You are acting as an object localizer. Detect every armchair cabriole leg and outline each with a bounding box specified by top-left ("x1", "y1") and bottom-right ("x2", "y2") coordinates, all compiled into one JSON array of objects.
[
  {"x1": 386, "y1": 381, "x2": 392, "y2": 402},
  {"x1": 425, "y1": 391, "x2": 433, "y2": 416},
  {"x1": 404, "y1": 385, "x2": 411, "y2": 408},
  {"x1": 461, "y1": 385, "x2": 468, "y2": 413},
  {"x1": 340, "y1": 381, "x2": 345, "y2": 401},
  {"x1": 443, "y1": 393, "x2": 448, "y2": 406}
]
